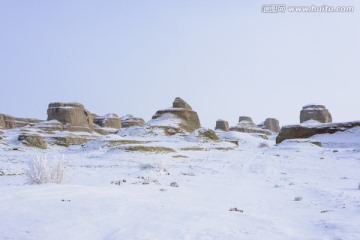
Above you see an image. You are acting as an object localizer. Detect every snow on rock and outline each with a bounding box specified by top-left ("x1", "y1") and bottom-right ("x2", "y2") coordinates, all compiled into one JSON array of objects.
[
  {"x1": 277, "y1": 121, "x2": 360, "y2": 144},
  {"x1": 311, "y1": 126, "x2": 360, "y2": 149},
  {"x1": 151, "y1": 97, "x2": 201, "y2": 132},
  {"x1": 185, "y1": 128, "x2": 219, "y2": 142},
  {"x1": 120, "y1": 114, "x2": 145, "y2": 128},
  {"x1": 300, "y1": 104, "x2": 332, "y2": 123},
  {"x1": 93, "y1": 113, "x2": 121, "y2": 129}
]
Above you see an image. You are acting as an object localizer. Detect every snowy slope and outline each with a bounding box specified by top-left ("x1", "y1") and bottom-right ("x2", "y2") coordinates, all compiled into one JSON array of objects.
[{"x1": 0, "y1": 128, "x2": 360, "y2": 240}]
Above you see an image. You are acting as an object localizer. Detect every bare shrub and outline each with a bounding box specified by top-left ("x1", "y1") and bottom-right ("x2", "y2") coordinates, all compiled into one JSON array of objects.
[
  {"x1": 139, "y1": 160, "x2": 167, "y2": 173},
  {"x1": 26, "y1": 155, "x2": 65, "y2": 184}
]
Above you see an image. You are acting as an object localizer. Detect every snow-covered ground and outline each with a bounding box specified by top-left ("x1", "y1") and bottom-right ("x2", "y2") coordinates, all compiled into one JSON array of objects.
[{"x1": 1, "y1": 128, "x2": 360, "y2": 240}]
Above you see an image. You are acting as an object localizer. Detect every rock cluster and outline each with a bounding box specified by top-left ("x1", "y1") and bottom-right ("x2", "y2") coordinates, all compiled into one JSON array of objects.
[
  {"x1": 300, "y1": 104, "x2": 332, "y2": 123},
  {"x1": 120, "y1": 115, "x2": 145, "y2": 128},
  {"x1": 215, "y1": 119, "x2": 229, "y2": 131},
  {"x1": 230, "y1": 116, "x2": 272, "y2": 136},
  {"x1": 277, "y1": 104, "x2": 337, "y2": 143},
  {"x1": 93, "y1": 113, "x2": 121, "y2": 129},
  {"x1": 151, "y1": 97, "x2": 201, "y2": 132}
]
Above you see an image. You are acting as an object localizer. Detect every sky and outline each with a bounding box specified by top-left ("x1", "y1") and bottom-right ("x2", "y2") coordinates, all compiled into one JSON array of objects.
[{"x1": 1, "y1": 0, "x2": 359, "y2": 128}]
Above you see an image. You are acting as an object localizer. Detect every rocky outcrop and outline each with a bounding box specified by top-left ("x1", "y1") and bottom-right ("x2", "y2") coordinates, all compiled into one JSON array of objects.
[
  {"x1": 258, "y1": 118, "x2": 280, "y2": 133},
  {"x1": 35, "y1": 120, "x2": 64, "y2": 132},
  {"x1": 0, "y1": 113, "x2": 42, "y2": 129},
  {"x1": 186, "y1": 128, "x2": 219, "y2": 142},
  {"x1": 215, "y1": 119, "x2": 229, "y2": 131},
  {"x1": 276, "y1": 121, "x2": 360, "y2": 144},
  {"x1": 172, "y1": 97, "x2": 192, "y2": 110},
  {"x1": 300, "y1": 104, "x2": 332, "y2": 123},
  {"x1": 93, "y1": 114, "x2": 121, "y2": 129},
  {"x1": 18, "y1": 134, "x2": 47, "y2": 149},
  {"x1": 47, "y1": 102, "x2": 94, "y2": 132},
  {"x1": 120, "y1": 115, "x2": 145, "y2": 128},
  {"x1": 230, "y1": 116, "x2": 272, "y2": 135},
  {"x1": 238, "y1": 116, "x2": 253, "y2": 123},
  {"x1": 151, "y1": 97, "x2": 201, "y2": 132}
]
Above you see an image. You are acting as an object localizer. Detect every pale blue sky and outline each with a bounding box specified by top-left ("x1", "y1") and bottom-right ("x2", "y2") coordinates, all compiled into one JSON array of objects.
[{"x1": 1, "y1": 0, "x2": 359, "y2": 128}]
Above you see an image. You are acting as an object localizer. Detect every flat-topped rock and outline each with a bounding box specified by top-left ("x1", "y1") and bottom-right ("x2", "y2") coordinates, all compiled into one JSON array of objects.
[
  {"x1": 300, "y1": 104, "x2": 332, "y2": 123},
  {"x1": 120, "y1": 115, "x2": 145, "y2": 128},
  {"x1": 93, "y1": 113, "x2": 121, "y2": 129},
  {"x1": 47, "y1": 102, "x2": 94, "y2": 132},
  {"x1": 276, "y1": 121, "x2": 360, "y2": 144},
  {"x1": 215, "y1": 119, "x2": 229, "y2": 131},
  {"x1": 258, "y1": 118, "x2": 280, "y2": 133},
  {"x1": 239, "y1": 116, "x2": 253, "y2": 123}
]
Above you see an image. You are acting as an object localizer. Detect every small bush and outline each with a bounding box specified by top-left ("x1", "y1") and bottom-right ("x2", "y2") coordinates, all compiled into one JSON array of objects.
[{"x1": 26, "y1": 155, "x2": 65, "y2": 184}]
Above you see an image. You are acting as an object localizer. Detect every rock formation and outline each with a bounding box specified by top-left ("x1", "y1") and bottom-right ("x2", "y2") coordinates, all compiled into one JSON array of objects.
[
  {"x1": 18, "y1": 134, "x2": 47, "y2": 149},
  {"x1": 93, "y1": 113, "x2": 121, "y2": 129},
  {"x1": 150, "y1": 97, "x2": 201, "y2": 132},
  {"x1": 47, "y1": 102, "x2": 94, "y2": 132},
  {"x1": 0, "y1": 113, "x2": 42, "y2": 129},
  {"x1": 276, "y1": 121, "x2": 360, "y2": 144},
  {"x1": 258, "y1": 118, "x2": 280, "y2": 133},
  {"x1": 120, "y1": 115, "x2": 145, "y2": 128},
  {"x1": 230, "y1": 116, "x2": 272, "y2": 135},
  {"x1": 215, "y1": 119, "x2": 229, "y2": 131},
  {"x1": 186, "y1": 128, "x2": 219, "y2": 142},
  {"x1": 300, "y1": 104, "x2": 332, "y2": 123}
]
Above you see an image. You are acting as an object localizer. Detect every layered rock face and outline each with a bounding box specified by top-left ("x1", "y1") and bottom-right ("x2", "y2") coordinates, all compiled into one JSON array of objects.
[
  {"x1": 0, "y1": 113, "x2": 42, "y2": 129},
  {"x1": 230, "y1": 116, "x2": 272, "y2": 135},
  {"x1": 120, "y1": 115, "x2": 145, "y2": 128},
  {"x1": 215, "y1": 119, "x2": 229, "y2": 131},
  {"x1": 93, "y1": 114, "x2": 121, "y2": 129},
  {"x1": 151, "y1": 97, "x2": 201, "y2": 132},
  {"x1": 47, "y1": 102, "x2": 94, "y2": 132},
  {"x1": 300, "y1": 105, "x2": 332, "y2": 123},
  {"x1": 276, "y1": 121, "x2": 360, "y2": 144},
  {"x1": 258, "y1": 118, "x2": 280, "y2": 133}
]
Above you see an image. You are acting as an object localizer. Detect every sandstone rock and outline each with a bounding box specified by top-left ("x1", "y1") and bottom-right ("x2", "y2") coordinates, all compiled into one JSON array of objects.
[
  {"x1": 300, "y1": 104, "x2": 332, "y2": 123},
  {"x1": 52, "y1": 136, "x2": 91, "y2": 147},
  {"x1": 93, "y1": 113, "x2": 121, "y2": 129},
  {"x1": 151, "y1": 97, "x2": 201, "y2": 132},
  {"x1": 230, "y1": 116, "x2": 272, "y2": 135},
  {"x1": 18, "y1": 134, "x2": 47, "y2": 149},
  {"x1": 0, "y1": 114, "x2": 5, "y2": 129},
  {"x1": 47, "y1": 102, "x2": 94, "y2": 132},
  {"x1": 276, "y1": 121, "x2": 360, "y2": 144},
  {"x1": 35, "y1": 120, "x2": 64, "y2": 131},
  {"x1": 238, "y1": 116, "x2": 253, "y2": 123},
  {"x1": 172, "y1": 97, "x2": 192, "y2": 110},
  {"x1": 120, "y1": 115, "x2": 145, "y2": 128},
  {"x1": 215, "y1": 119, "x2": 229, "y2": 131},
  {"x1": 0, "y1": 113, "x2": 42, "y2": 129},
  {"x1": 186, "y1": 128, "x2": 219, "y2": 142},
  {"x1": 258, "y1": 118, "x2": 280, "y2": 133}
]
